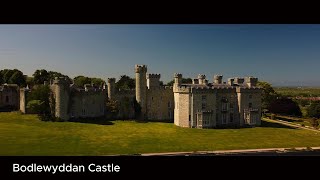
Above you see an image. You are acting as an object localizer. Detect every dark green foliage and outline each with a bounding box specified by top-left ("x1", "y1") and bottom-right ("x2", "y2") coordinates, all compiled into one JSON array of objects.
[
  {"x1": 26, "y1": 77, "x2": 35, "y2": 87},
  {"x1": 73, "y1": 76, "x2": 91, "y2": 87},
  {"x1": 105, "y1": 99, "x2": 119, "y2": 119},
  {"x1": 9, "y1": 71, "x2": 26, "y2": 87},
  {"x1": 257, "y1": 81, "x2": 278, "y2": 110},
  {"x1": 33, "y1": 69, "x2": 49, "y2": 84},
  {"x1": 166, "y1": 78, "x2": 192, "y2": 86},
  {"x1": 306, "y1": 101, "x2": 320, "y2": 119},
  {"x1": 0, "y1": 69, "x2": 26, "y2": 86},
  {"x1": 26, "y1": 85, "x2": 53, "y2": 121},
  {"x1": 33, "y1": 69, "x2": 71, "y2": 85},
  {"x1": 0, "y1": 72, "x2": 3, "y2": 84},
  {"x1": 268, "y1": 97, "x2": 302, "y2": 116},
  {"x1": 48, "y1": 71, "x2": 72, "y2": 84},
  {"x1": 115, "y1": 75, "x2": 135, "y2": 90},
  {"x1": 91, "y1": 78, "x2": 105, "y2": 86},
  {"x1": 73, "y1": 76, "x2": 105, "y2": 87}
]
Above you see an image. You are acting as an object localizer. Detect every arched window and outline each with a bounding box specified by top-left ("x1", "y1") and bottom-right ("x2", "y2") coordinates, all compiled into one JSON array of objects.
[{"x1": 5, "y1": 96, "x2": 9, "y2": 103}]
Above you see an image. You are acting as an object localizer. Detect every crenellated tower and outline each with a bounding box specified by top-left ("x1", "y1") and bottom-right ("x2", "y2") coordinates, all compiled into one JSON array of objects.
[
  {"x1": 135, "y1": 64, "x2": 147, "y2": 120},
  {"x1": 146, "y1": 73, "x2": 161, "y2": 89},
  {"x1": 53, "y1": 77, "x2": 70, "y2": 121},
  {"x1": 107, "y1": 78, "x2": 116, "y2": 100},
  {"x1": 213, "y1": 75, "x2": 223, "y2": 84},
  {"x1": 174, "y1": 73, "x2": 182, "y2": 86},
  {"x1": 198, "y1": 74, "x2": 206, "y2": 85}
]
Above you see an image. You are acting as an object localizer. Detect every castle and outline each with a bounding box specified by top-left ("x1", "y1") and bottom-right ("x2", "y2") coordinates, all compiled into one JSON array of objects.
[{"x1": 17, "y1": 64, "x2": 262, "y2": 128}]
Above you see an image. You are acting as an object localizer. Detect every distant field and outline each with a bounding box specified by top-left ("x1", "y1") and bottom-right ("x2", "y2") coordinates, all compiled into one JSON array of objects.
[
  {"x1": 1, "y1": 112, "x2": 320, "y2": 155},
  {"x1": 275, "y1": 87, "x2": 320, "y2": 97}
]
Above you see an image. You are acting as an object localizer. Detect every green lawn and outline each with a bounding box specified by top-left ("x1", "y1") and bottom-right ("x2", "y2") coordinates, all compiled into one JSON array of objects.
[{"x1": 1, "y1": 112, "x2": 320, "y2": 155}]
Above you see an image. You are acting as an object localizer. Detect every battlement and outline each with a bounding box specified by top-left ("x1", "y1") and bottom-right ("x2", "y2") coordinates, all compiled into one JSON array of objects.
[
  {"x1": 53, "y1": 77, "x2": 69, "y2": 84},
  {"x1": 214, "y1": 75, "x2": 223, "y2": 79},
  {"x1": 107, "y1": 78, "x2": 116, "y2": 83},
  {"x1": 234, "y1": 77, "x2": 245, "y2": 84},
  {"x1": 245, "y1": 76, "x2": 258, "y2": 83},
  {"x1": 147, "y1": 73, "x2": 161, "y2": 79},
  {"x1": 213, "y1": 75, "x2": 223, "y2": 84},
  {"x1": 174, "y1": 73, "x2": 182, "y2": 78},
  {"x1": 135, "y1": 64, "x2": 147, "y2": 73},
  {"x1": 198, "y1": 74, "x2": 206, "y2": 79}
]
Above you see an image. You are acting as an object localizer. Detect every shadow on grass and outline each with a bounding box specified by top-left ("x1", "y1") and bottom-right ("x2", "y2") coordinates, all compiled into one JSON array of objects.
[
  {"x1": 135, "y1": 119, "x2": 173, "y2": 123},
  {"x1": 68, "y1": 117, "x2": 114, "y2": 125},
  {"x1": 261, "y1": 120, "x2": 297, "y2": 129}
]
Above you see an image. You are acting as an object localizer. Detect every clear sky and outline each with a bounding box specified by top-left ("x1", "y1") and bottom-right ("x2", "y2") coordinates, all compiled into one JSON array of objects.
[{"x1": 1, "y1": 24, "x2": 320, "y2": 86}]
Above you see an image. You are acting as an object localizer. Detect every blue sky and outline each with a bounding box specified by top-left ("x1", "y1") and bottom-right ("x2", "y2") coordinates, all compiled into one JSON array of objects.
[{"x1": 1, "y1": 24, "x2": 320, "y2": 86}]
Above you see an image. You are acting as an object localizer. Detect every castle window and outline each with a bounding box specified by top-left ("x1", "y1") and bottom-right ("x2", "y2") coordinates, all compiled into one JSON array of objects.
[
  {"x1": 222, "y1": 103, "x2": 228, "y2": 111},
  {"x1": 202, "y1": 95, "x2": 207, "y2": 101},
  {"x1": 249, "y1": 95, "x2": 252, "y2": 99},
  {"x1": 230, "y1": 113, "x2": 234, "y2": 123},
  {"x1": 249, "y1": 103, "x2": 252, "y2": 108},
  {"x1": 221, "y1": 97, "x2": 228, "y2": 103},
  {"x1": 152, "y1": 97, "x2": 154, "y2": 101},
  {"x1": 168, "y1": 101, "x2": 171, "y2": 108},
  {"x1": 202, "y1": 103, "x2": 206, "y2": 110},
  {"x1": 5, "y1": 96, "x2": 9, "y2": 103},
  {"x1": 230, "y1": 102, "x2": 234, "y2": 109},
  {"x1": 222, "y1": 113, "x2": 227, "y2": 124}
]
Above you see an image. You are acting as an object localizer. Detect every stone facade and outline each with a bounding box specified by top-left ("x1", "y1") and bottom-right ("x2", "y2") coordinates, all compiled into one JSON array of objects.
[
  {"x1": 0, "y1": 84, "x2": 19, "y2": 111},
  {"x1": 17, "y1": 64, "x2": 262, "y2": 128},
  {"x1": 173, "y1": 74, "x2": 262, "y2": 128}
]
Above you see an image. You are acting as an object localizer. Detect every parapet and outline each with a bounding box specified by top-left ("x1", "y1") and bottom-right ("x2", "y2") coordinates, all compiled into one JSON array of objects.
[
  {"x1": 198, "y1": 74, "x2": 206, "y2": 79},
  {"x1": 174, "y1": 73, "x2": 182, "y2": 78},
  {"x1": 234, "y1": 77, "x2": 245, "y2": 84},
  {"x1": 107, "y1": 78, "x2": 116, "y2": 83},
  {"x1": 214, "y1": 75, "x2": 223, "y2": 79},
  {"x1": 147, "y1": 73, "x2": 161, "y2": 79},
  {"x1": 135, "y1": 64, "x2": 147, "y2": 73},
  {"x1": 53, "y1": 77, "x2": 68, "y2": 84}
]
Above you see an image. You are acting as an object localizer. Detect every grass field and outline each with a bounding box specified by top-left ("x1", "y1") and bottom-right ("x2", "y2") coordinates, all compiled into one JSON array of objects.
[{"x1": 1, "y1": 112, "x2": 320, "y2": 155}]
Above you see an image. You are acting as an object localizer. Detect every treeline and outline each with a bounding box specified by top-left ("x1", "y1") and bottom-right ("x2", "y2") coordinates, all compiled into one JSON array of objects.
[
  {"x1": 259, "y1": 82, "x2": 320, "y2": 119},
  {"x1": 275, "y1": 87, "x2": 320, "y2": 97}
]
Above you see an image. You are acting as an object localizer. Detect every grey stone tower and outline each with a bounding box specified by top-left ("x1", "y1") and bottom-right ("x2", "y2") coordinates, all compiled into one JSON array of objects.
[
  {"x1": 146, "y1": 74, "x2": 161, "y2": 89},
  {"x1": 53, "y1": 77, "x2": 70, "y2": 121},
  {"x1": 107, "y1": 78, "x2": 116, "y2": 100},
  {"x1": 198, "y1": 74, "x2": 206, "y2": 85},
  {"x1": 214, "y1": 75, "x2": 223, "y2": 84},
  {"x1": 174, "y1": 73, "x2": 182, "y2": 86},
  {"x1": 135, "y1": 64, "x2": 147, "y2": 120}
]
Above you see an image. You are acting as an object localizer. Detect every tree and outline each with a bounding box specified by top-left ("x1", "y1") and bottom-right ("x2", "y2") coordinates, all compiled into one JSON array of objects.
[
  {"x1": 26, "y1": 76, "x2": 35, "y2": 87},
  {"x1": 48, "y1": 71, "x2": 72, "y2": 84},
  {"x1": 8, "y1": 70, "x2": 26, "y2": 87},
  {"x1": 91, "y1": 78, "x2": 106, "y2": 86},
  {"x1": 268, "y1": 97, "x2": 302, "y2": 116},
  {"x1": 306, "y1": 101, "x2": 320, "y2": 119},
  {"x1": 74, "y1": 76, "x2": 92, "y2": 87},
  {"x1": 166, "y1": 78, "x2": 192, "y2": 86},
  {"x1": 256, "y1": 81, "x2": 278, "y2": 110},
  {"x1": 116, "y1": 75, "x2": 135, "y2": 90},
  {"x1": 26, "y1": 84, "x2": 52, "y2": 121},
  {"x1": 0, "y1": 72, "x2": 3, "y2": 84},
  {"x1": 2, "y1": 69, "x2": 15, "y2": 83},
  {"x1": 33, "y1": 69, "x2": 49, "y2": 84},
  {"x1": 105, "y1": 99, "x2": 119, "y2": 119}
]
